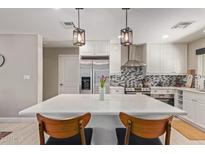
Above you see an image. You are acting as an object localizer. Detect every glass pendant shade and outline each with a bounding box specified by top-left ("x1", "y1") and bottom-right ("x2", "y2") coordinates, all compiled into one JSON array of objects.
[
  {"x1": 120, "y1": 27, "x2": 133, "y2": 46},
  {"x1": 73, "y1": 28, "x2": 85, "y2": 46}
]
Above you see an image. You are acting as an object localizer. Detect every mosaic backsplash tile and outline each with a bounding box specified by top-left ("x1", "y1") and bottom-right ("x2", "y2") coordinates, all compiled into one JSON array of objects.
[{"x1": 110, "y1": 66, "x2": 187, "y2": 87}]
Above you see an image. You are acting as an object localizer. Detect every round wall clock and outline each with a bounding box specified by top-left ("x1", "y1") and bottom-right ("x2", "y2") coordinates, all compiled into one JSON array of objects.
[{"x1": 0, "y1": 54, "x2": 5, "y2": 67}]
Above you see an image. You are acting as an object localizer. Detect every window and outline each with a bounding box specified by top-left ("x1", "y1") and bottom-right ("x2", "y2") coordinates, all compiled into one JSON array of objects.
[{"x1": 198, "y1": 54, "x2": 205, "y2": 77}]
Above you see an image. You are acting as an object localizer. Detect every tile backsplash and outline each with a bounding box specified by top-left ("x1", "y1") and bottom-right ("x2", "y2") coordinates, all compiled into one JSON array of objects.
[{"x1": 110, "y1": 66, "x2": 187, "y2": 87}]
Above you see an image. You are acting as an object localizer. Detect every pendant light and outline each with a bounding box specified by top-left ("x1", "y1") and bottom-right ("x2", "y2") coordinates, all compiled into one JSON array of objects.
[
  {"x1": 120, "y1": 8, "x2": 133, "y2": 46},
  {"x1": 73, "y1": 8, "x2": 85, "y2": 46}
]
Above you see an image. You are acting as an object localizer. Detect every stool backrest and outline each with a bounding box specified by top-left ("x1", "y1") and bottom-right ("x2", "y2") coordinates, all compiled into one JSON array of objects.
[
  {"x1": 37, "y1": 113, "x2": 91, "y2": 145},
  {"x1": 119, "y1": 112, "x2": 173, "y2": 145}
]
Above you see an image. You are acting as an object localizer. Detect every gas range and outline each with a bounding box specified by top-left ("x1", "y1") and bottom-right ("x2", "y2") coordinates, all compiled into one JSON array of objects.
[{"x1": 124, "y1": 87, "x2": 151, "y2": 95}]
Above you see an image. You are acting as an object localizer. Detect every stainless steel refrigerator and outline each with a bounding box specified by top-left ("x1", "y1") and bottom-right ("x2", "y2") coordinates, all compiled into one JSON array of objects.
[{"x1": 80, "y1": 56, "x2": 110, "y2": 94}]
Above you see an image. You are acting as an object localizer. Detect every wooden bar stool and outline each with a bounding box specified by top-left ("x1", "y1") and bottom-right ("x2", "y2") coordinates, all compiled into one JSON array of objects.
[
  {"x1": 37, "y1": 113, "x2": 93, "y2": 145},
  {"x1": 116, "y1": 112, "x2": 173, "y2": 145}
]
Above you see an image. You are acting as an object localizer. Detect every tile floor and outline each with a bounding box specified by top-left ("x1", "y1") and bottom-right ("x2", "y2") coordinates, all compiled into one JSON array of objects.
[{"x1": 0, "y1": 122, "x2": 205, "y2": 145}]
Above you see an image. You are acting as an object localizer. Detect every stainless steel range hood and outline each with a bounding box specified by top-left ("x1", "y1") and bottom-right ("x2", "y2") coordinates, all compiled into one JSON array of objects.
[{"x1": 122, "y1": 45, "x2": 146, "y2": 67}]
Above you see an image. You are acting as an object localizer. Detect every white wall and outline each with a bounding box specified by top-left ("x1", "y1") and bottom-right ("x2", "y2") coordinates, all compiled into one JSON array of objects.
[
  {"x1": 43, "y1": 47, "x2": 79, "y2": 100},
  {"x1": 0, "y1": 34, "x2": 43, "y2": 117},
  {"x1": 188, "y1": 37, "x2": 205, "y2": 73}
]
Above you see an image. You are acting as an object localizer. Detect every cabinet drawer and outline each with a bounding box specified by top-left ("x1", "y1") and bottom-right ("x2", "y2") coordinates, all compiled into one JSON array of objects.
[
  {"x1": 151, "y1": 89, "x2": 175, "y2": 94},
  {"x1": 183, "y1": 91, "x2": 205, "y2": 105},
  {"x1": 110, "y1": 87, "x2": 124, "y2": 94},
  {"x1": 194, "y1": 93, "x2": 205, "y2": 104},
  {"x1": 183, "y1": 91, "x2": 195, "y2": 100}
]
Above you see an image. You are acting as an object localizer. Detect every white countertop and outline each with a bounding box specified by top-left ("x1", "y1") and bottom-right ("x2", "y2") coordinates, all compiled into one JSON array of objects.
[
  {"x1": 150, "y1": 86, "x2": 205, "y2": 94},
  {"x1": 19, "y1": 94, "x2": 186, "y2": 116}
]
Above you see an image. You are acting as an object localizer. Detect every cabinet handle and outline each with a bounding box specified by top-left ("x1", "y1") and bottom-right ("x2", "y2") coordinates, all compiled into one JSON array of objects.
[{"x1": 192, "y1": 99, "x2": 198, "y2": 102}]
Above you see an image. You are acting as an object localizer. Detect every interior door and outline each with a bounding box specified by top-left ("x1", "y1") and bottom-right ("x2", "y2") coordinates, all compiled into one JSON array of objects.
[
  {"x1": 58, "y1": 55, "x2": 80, "y2": 94},
  {"x1": 93, "y1": 60, "x2": 110, "y2": 94}
]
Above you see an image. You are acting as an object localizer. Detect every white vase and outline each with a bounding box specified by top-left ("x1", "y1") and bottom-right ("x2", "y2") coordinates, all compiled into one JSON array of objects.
[{"x1": 99, "y1": 87, "x2": 105, "y2": 101}]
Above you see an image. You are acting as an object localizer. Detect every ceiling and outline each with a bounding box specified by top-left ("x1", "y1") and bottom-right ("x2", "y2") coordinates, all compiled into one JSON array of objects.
[{"x1": 1, "y1": 8, "x2": 205, "y2": 47}]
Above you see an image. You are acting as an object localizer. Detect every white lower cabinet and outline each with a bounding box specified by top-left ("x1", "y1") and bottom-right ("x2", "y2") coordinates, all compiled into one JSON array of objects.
[
  {"x1": 183, "y1": 98, "x2": 196, "y2": 121},
  {"x1": 195, "y1": 102, "x2": 205, "y2": 128},
  {"x1": 110, "y1": 86, "x2": 124, "y2": 94},
  {"x1": 182, "y1": 91, "x2": 205, "y2": 129},
  {"x1": 151, "y1": 89, "x2": 175, "y2": 94}
]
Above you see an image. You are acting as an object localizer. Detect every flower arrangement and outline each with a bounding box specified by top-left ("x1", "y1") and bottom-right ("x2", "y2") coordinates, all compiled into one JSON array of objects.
[{"x1": 99, "y1": 75, "x2": 108, "y2": 88}]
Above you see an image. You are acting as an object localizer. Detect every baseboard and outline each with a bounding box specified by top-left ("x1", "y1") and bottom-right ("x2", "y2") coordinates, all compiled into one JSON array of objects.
[
  {"x1": 176, "y1": 115, "x2": 205, "y2": 132},
  {"x1": 0, "y1": 117, "x2": 36, "y2": 123}
]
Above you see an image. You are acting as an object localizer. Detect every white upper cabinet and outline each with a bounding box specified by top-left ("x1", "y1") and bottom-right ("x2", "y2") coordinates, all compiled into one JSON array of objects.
[
  {"x1": 145, "y1": 43, "x2": 187, "y2": 74},
  {"x1": 94, "y1": 40, "x2": 110, "y2": 55},
  {"x1": 146, "y1": 44, "x2": 162, "y2": 74},
  {"x1": 110, "y1": 43, "x2": 121, "y2": 74},
  {"x1": 80, "y1": 40, "x2": 110, "y2": 56},
  {"x1": 174, "y1": 44, "x2": 187, "y2": 74},
  {"x1": 79, "y1": 41, "x2": 95, "y2": 55},
  {"x1": 161, "y1": 44, "x2": 176, "y2": 74}
]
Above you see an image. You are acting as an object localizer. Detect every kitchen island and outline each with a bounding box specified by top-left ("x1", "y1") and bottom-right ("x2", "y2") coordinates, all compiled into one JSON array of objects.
[{"x1": 19, "y1": 94, "x2": 186, "y2": 145}]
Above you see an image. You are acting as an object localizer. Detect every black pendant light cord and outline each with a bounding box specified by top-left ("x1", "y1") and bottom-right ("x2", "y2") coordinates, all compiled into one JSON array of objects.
[
  {"x1": 78, "y1": 9, "x2": 80, "y2": 28},
  {"x1": 126, "y1": 9, "x2": 128, "y2": 28},
  {"x1": 76, "y1": 8, "x2": 84, "y2": 28},
  {"x1": 122, "y1": 8, "x2": 130, "y2": 28}
]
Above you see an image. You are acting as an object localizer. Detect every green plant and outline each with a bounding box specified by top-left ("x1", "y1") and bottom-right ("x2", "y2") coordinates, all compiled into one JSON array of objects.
[{"x1": 99, "y1": 75, "x2": 108, "y2": 88}]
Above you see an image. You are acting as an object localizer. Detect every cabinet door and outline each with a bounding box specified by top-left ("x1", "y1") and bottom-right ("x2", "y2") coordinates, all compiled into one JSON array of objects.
[
  {"x1": 80, "y1": 41, "x2": 95, "y2": 55},
  {"x1": 110, "y1": 87, "x2": 124, "y2": 94},
  {"x1": 183, "y1": 98, "x2": 196, "y2": 121},
  {"x1": 94, "y1": 41, "x2": 109, "y2": 55},
  {"x1": 196, "y1": 102, "x2": 205, "y2": 127},
  {"x1": 146, "y1": 44, "x2": 161, "y2": 74},
  {"x1": 161, "y1": 44, "x2": 176, "y2": 74},
  {"x1": 175, "y1": 44, "x2": 187, "y2": 74},
  {"x1": 110, "y1": 44, "x2": 121, "y2": 74}
]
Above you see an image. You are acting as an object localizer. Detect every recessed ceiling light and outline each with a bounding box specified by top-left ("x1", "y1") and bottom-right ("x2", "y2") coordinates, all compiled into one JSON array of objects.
[
  {"x1": 203, "y1": 30, "x2": 205, "y2": 33},
  {"x1": 162, "y1": 35, "x2": 169, "y2": 39},
  {"x1": 53, "y1": 8, "x2": 61, "y2": 10}
]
